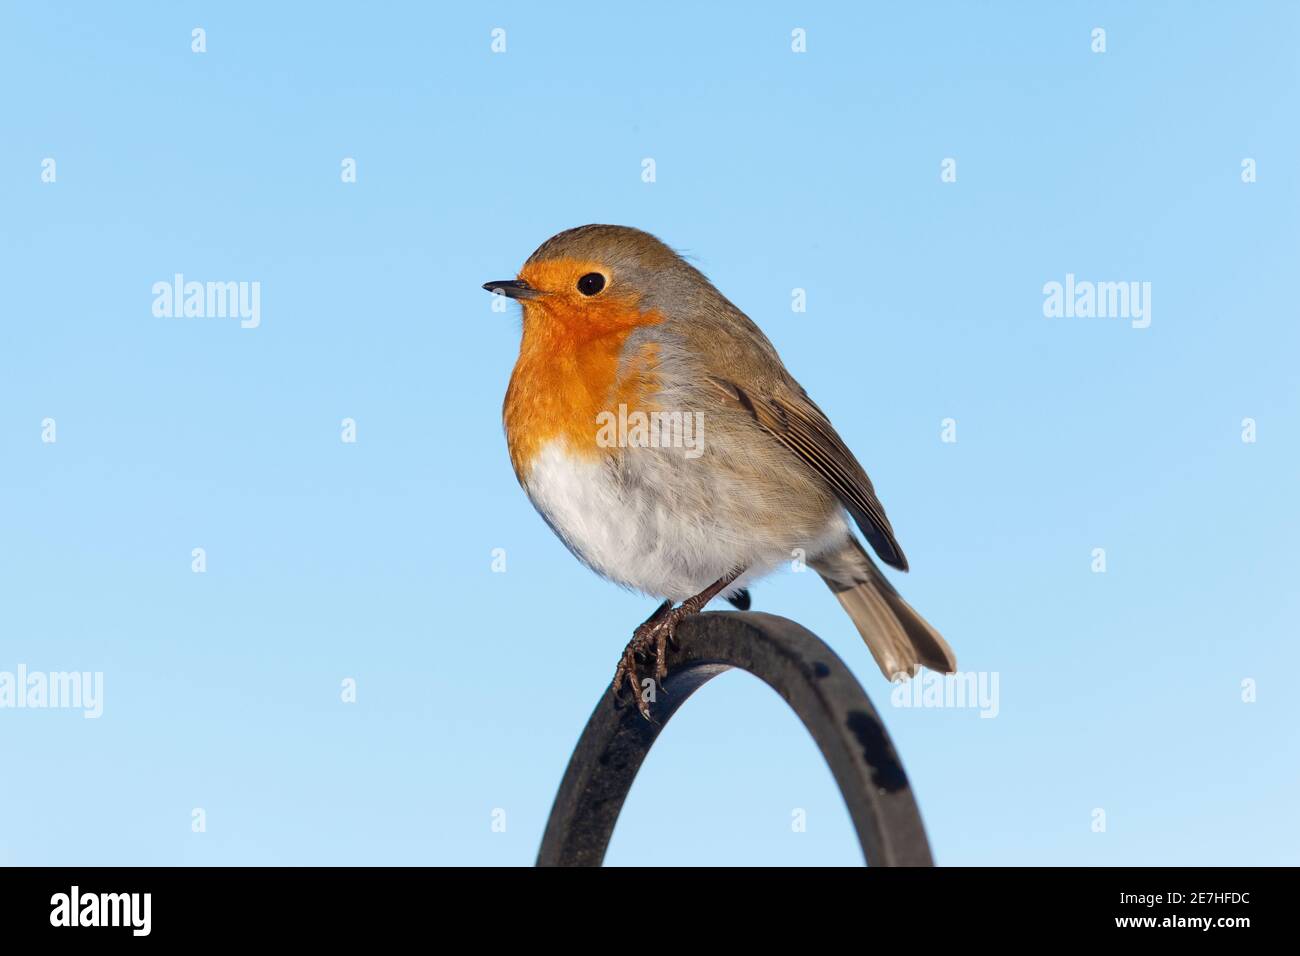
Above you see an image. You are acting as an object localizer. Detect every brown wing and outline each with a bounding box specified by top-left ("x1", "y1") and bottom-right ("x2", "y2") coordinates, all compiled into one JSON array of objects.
[{"x1": 708, "y1": 376, "x2": 909, "y2": 571}]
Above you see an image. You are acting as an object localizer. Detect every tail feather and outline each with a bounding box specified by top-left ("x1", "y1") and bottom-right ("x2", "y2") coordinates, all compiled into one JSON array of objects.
[{"x1": 811, "y1": 537, "x2": 956, "y2": 680}]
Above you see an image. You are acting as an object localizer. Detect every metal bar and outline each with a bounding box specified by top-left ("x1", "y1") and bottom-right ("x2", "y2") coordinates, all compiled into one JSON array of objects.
[{"x1": 536, "y1": 611, "x2": 934, "y2": 866}]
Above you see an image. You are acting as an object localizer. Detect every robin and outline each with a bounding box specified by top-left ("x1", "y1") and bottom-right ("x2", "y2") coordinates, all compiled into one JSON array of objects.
[{"x1": 485, "y1": 225, "x2": 956, "y2": 717}]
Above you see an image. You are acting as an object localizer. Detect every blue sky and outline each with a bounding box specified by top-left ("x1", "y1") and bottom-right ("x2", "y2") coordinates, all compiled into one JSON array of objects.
[{"x1": 1, "y1": 1, "x2": 1296, "y2": 866}]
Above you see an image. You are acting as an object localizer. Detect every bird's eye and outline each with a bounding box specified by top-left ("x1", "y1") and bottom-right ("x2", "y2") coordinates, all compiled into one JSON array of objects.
[{"x1": 577, "y1": 272, "x2": 606, "y2": 296}]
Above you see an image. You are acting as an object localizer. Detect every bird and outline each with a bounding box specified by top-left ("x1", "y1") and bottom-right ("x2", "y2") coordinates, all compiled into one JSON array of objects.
[{"x1": 485, "y1": 224, "x2": 956, "y2": 717}]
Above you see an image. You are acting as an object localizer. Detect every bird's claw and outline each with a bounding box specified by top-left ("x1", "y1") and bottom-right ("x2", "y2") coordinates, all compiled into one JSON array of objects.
[{"x1": 611, "y1": 608, "x2": 685, "y2": 719}]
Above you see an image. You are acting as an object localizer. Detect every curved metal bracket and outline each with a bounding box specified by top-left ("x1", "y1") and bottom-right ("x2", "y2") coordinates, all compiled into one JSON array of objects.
[{"x1": 536, "y1": 611, "x2": 933, "y2": 866}]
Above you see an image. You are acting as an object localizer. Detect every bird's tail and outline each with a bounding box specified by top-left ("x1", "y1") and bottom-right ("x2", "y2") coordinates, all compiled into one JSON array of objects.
[{"x1": 810, "y1": 537, "x2": 956, "y2": 680}]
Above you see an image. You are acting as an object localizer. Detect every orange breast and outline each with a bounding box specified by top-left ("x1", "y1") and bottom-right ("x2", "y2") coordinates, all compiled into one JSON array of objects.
[{"x1": 503, "y1": 303, "x2": 663, "y2": 478}]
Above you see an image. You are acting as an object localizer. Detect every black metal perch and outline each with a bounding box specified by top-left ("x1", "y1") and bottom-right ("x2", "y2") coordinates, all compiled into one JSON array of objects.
[{"x1": 537, "y1": 611, "x2": 934, "y2": 866}]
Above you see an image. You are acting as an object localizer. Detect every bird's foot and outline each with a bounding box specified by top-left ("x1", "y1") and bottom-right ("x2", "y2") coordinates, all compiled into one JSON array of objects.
[
  {"x1": 612, "y1": 600, "x2": 695, "y2": 719},
  {"x1": 610, "y1": 570, "x2": 746, "y2": 719}
]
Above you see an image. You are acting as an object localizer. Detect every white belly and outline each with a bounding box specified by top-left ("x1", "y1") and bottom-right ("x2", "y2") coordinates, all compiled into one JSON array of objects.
[{"x1": 521, "y1": 440, "x2": 848, "y2": 602}]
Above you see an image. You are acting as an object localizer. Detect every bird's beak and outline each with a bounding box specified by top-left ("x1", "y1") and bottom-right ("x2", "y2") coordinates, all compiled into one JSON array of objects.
[{"x1": 482, "y1": 279, "x2": 538, "y2": 300}]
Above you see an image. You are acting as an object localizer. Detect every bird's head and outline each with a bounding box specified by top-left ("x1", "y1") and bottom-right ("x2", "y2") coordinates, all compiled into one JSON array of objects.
[{"x1": 483, "y1": 224, "x2": 704, "y2": 336}]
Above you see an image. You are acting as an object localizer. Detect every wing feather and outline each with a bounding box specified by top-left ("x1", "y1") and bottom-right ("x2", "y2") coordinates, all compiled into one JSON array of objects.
[{"x1": 708, "y1": 376, "x2": 909, "y2": 571}]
